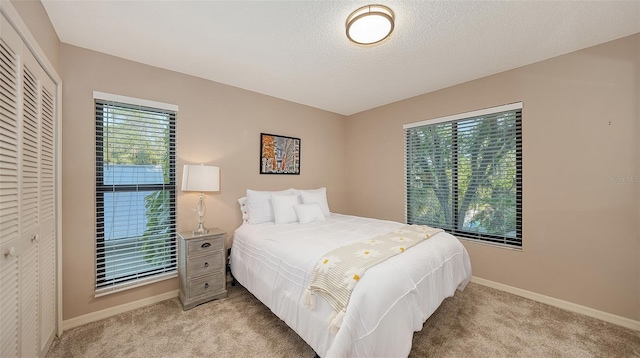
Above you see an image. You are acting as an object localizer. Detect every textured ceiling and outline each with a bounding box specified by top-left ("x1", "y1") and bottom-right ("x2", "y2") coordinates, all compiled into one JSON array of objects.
[{"x1": 42, "y1": 1, "x2": 640, "y2": 116}]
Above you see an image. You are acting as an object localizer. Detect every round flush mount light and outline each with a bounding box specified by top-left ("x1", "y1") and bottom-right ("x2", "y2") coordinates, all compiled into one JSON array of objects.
[{"x1": 346, "y1": 4, "x2": 395, "y2": 45}]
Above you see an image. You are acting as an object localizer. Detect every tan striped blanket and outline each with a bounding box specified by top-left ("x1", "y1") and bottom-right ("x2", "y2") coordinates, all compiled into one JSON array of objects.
[{"x1": 303, "y1": 224, "x2": 443, "y2": 334}]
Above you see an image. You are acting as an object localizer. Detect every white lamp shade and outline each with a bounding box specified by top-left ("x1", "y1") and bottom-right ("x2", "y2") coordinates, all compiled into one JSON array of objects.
[{"x1": 181, "y1": 165, "x2": 220, "y2": 192}]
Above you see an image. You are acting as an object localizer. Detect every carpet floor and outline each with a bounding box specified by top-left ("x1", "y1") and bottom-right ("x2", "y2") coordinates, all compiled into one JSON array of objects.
[{"x1": 46, "y1": 283, "x2": 640, "y2": 358}]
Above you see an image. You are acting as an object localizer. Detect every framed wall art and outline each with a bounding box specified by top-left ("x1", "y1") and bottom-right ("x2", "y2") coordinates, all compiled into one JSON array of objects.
[{"x1": 260, "y1": 133, "x2": 301, "y2": 175}]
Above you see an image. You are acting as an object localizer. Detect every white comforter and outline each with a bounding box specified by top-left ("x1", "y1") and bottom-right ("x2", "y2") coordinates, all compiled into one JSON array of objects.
[{"x1": 230, "y1": 214, "x2": 472, "y2": 357}]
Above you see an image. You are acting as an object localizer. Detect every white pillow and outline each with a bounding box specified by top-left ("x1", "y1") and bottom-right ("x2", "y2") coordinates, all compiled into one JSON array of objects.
[
  {"x1": 246, "y1": 189, "x2": 293, "y2": 224},
  {"x1": 294, "y1": 203, "x2": 326, "y2": 224},
  {"x1": 299, "y1": 187, "x2": 330, "y2": 217},
  {"x1": 238, "y1": 197, "x2": 249, "y2": 224},
  {"x1": 272, "y1": 194, "x2": 300, "y2": 225}
]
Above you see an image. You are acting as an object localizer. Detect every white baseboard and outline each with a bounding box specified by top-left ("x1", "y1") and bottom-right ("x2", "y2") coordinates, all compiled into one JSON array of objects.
[
  {"x1": 62, "y1": 290, "x2": 179, "y2": 331},
  {"x1": 471, "y1": 277, "x2": 640, "y2": 331}
]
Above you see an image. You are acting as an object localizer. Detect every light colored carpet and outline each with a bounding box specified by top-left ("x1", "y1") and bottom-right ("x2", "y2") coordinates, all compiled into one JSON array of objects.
[{"x1": 47, "y1": 283, "x2": 640, "y2": 358}]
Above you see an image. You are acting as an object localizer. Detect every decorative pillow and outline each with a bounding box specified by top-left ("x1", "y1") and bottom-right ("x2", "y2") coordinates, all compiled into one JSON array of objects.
[
  {"x1": 238, "y1": 197, "x2": 249, "y2": 224},
  {"x1": 272, "y1": 194, "x2": 300, "y2": 225},
  {"x1": 294, "y1": 203, "x2": 326, "y2": 224},
  {"x1": 298, "y1": 187, "x2": 330, "y2": 217},
  {"x1": 246, "y1": 189, "x2": 294, "y2": 224}
]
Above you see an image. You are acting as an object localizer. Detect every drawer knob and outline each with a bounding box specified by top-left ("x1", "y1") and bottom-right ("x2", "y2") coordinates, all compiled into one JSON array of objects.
[
  {"x1": 201, "y1": 242, "x2": 211, "y2": 248},
  {"x1": 204, "y1": 283, "x2": 209, "y2": 289},
  {"x1": 3, "y1": 247, "x2": 16, "y2": 258},
  {"x1": 204, "y1": 262, "x2": 209, "y2": 268}
]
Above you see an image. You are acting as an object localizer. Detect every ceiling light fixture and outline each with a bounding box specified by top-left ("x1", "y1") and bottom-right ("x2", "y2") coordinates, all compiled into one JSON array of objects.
[{"x1": 346, "y1": 4, "x2": 395, "y2": 45}]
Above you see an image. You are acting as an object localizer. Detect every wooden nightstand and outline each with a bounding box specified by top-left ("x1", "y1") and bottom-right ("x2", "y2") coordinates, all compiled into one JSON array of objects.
[{"x1": 178, "y1": 229, "x2": 228, "y2": 310}]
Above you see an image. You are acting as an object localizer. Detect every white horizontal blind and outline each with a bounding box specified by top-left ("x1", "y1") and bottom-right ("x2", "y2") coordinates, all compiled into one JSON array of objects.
[
  {"x1": 405, "y1": 104, "x2": 522, "y2": 247},
  {"x1": 95, "y1": 97, "x2": 177, "y2": 294}
]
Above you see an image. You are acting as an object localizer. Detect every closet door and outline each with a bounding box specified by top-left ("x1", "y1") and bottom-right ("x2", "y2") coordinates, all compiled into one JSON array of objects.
[
  {"x1": 0, "y1": 10, "x2": 58, "y2": 357},
  {"x1": 39, "y1": 73, "x2": 56, "y2": 355},
  {"x1": 20, "y1": 45, "x2": 41, "y2": 358},
  {"x1": 0, "y1": 15, "x2": 22, "y2": 358}
]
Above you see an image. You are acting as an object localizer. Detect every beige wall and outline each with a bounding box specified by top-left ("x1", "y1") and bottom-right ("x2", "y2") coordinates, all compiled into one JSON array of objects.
[
  {"x1": 19, "y1": 0, "x2": 638, "y2": 324},
  {"x1": 345, "y1": 34, "x2": 640, "y2": 321},
  {"x1": 60, "y1": 43, "x2": 347, "y2": 320},
  {"x1": 10, "y1": 0, "x2": 59, "y2": 72}
]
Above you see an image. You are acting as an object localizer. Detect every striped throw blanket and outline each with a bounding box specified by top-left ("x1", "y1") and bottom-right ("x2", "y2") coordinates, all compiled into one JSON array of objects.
[{"x1": 303, "y1": 224, "x2": 443, "y2": 334}]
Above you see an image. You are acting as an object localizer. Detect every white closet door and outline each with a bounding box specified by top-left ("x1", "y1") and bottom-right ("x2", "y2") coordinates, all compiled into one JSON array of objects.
[
  {"x1": 20, "y1": 48, "x2": 40, "y2": 358},
  {"x1": 39, "y1": 80, "x2": 54, "y2": 226},
  {"x1": 0, "y1": 8, "x2": 20, "y2": 247},
  {"x1": 39, "y1": 74, "x2": 56, "y2": 355},
  {"x1": 0, "y1": 15, "x2": 22, "y2": 358},
  {"x1": 0, "y1": 9, "x2": 59, "y2": 357},
  {"x1": 21, "y1": 50, "x2": 39, "y2": 233},
  {"x1": 0, "y1": 239, "x2": 20, "y2": 358},
  {"x1": 19, "y1": 242, "x2": 38, "y2": 358}
]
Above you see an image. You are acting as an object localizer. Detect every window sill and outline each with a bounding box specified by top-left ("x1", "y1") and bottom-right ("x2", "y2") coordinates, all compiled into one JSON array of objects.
[
  {"x1": 94, "y1": 271, "x2": 177, "y2": 298},
  {"x1": 457, "y1": 237, "x2": 523, "y2": 251}
]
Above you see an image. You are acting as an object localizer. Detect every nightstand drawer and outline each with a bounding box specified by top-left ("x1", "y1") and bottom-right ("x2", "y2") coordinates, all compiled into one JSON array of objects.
[
  {"x1": 188, "y1": 273, "x2": 225, "y2": 298},
  {"x1": 187, "y1": 235, "x2": 223, "y2": 256},
  {"x1": 187, "y1": 251, "x2": 223, "y2": 278}
]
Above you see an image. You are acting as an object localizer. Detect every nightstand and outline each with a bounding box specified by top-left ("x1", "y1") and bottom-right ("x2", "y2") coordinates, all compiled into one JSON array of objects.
[{"x1": 178, "y1": 229, "x2": 228, "y2": 310}]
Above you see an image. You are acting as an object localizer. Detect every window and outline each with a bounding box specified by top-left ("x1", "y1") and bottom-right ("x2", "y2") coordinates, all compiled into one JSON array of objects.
[
  {"x1": 94, "y1": 92, "x2": 177, "y2": 295},
  {"x1": 404, "y1": 103, "x2": 522, "y2": 247}
]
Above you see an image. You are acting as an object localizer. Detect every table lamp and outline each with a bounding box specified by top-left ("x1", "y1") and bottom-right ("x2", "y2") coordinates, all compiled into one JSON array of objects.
[{"x1": 182, "y1": 164, "x2": 220, "y2": 235}]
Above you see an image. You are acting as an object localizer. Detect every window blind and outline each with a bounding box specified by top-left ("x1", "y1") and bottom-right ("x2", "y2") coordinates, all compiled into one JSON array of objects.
[
  {"x1": 95, "y1": 97, "x2": 177, "y2": 294},
  {"x1": 405, "y1": 103, "x2": 522, "y2": 247}
]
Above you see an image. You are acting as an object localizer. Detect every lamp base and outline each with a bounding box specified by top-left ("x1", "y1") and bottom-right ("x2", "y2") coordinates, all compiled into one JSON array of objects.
[
  {"x1": 193, "y1": 192, "x2": 209, "y2": 235},
  {"x1": 192, "y1": 222, "x2": 209, "y2": 235}
]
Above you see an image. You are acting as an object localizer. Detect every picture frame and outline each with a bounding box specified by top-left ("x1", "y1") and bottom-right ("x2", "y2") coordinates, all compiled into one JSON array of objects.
[{"x1": 260, "y1": 133, "x2": 301, "y2": 175}]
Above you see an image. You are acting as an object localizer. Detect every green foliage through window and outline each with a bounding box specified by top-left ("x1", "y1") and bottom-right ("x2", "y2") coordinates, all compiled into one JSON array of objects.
[{"x1": 405, "y1": 106, "x2": 522, "y2": 247}]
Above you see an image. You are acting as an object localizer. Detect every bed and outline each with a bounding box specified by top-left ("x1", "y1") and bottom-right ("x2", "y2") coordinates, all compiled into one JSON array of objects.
[{"x1": 230, "y1": 189, "x2": 471, "y2": 357}]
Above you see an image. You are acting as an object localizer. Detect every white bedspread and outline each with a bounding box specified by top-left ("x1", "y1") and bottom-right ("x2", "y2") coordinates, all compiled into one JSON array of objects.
[{"x1": 230, "y1": 214, "x2": 472, "y2": 357}]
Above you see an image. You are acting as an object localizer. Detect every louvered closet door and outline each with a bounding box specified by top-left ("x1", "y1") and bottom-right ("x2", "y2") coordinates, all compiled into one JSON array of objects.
[
  {"x1": 0, "y1": 238, "x2": 20, "y2": 358},
  {"x1": 0, "y1": 15, "x2": 22, "y2": 358},
  {"x1": 39, "y1": 73, "x2": 56, "y2": 355},
  {"x1": 0, "y1": 11, "x2": 59, "y2": 358},
  {"x1": 0, "y1": 0, "x2": 20, "y2": 249},
  {"x1": 20, "y1": 48, "x2": 41, "y2": 358}
]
